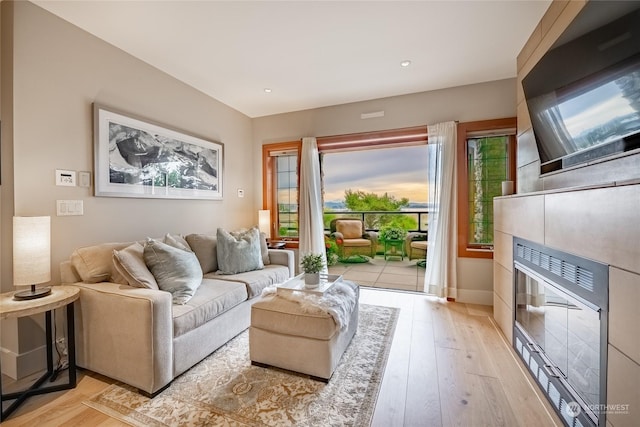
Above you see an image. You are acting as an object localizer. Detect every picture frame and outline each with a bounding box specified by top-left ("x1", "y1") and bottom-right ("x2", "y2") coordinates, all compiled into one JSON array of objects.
[{"x1": 94, "y1": 104, "x2": 223, "y2": 200}]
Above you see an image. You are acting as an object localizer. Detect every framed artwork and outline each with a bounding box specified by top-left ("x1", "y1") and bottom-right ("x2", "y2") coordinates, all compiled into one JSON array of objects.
[{"x1": 94, "y1": 104, "x2": 223, "y2": 200}]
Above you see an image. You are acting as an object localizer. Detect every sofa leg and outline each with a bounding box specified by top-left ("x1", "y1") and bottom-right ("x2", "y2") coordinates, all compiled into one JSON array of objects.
[
  {"x1": 139, "y1": 381, "x2": 172, "y2": 398},
  {"x1": 251, "y1": 361, "x2": 330, "y2": 383},
  {"x1": 309, "y1": 375, "x2": 330, "y2": 384},
  {"x1": 251, "y1": 360, "x2": 269, "y2": 369}
]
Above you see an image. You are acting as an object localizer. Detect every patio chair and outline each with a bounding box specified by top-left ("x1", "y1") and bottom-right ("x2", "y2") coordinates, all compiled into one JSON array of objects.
[
  {"x1": 405, "y1": 232, "x2": 428, "y2": 266},
  {"x1": 330, "y1": 219, "x2": 378, "y2": 260}
]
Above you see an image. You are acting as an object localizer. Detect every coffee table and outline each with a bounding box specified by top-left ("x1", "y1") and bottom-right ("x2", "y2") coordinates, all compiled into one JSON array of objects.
[{"x1": 276, "y1": 273, "x2": 343, "y2": 296}]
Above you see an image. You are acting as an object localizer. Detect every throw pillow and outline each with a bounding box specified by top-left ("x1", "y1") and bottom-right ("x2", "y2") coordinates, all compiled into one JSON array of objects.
[
  {"x1": 143, "y1": 238, "x2": 203, "y2": 304},
  {"x1": 229, "y1": 227, "x2": 270, "y2": 265},
  {"x1": 70, "y1": 242, "x2": 131, "y2": 283},
  {"x1": 112, "y1": 242, "x2": 159, "y2": 290},
  {"x1": 217, "y1": 227, "x2": 264, "y2": 274},
  {"x1": 163, "y1": 233, "x2": 192, "y2": 252},
  {"x1": 259, "y1": 231, "x2": 271, "y2": 265},
  {"x1": 185, "y1": 233, "x2": 218, "y2": 274}
]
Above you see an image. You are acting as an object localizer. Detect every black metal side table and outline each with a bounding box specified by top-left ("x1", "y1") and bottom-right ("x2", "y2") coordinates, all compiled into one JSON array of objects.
[{"x1": 0, "y1": 285, "x2": 79, "y2": 421}]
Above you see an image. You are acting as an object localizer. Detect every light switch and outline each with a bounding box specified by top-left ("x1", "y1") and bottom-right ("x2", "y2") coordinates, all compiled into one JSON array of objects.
[
  {"x1": 237, "y1": 189, "x2": 245, "y2": 198},
  {"x1": 57, "y1": 200, "x2": 84, "y2": 216},
  {"x1": 78, "y1": 171, "x2": 91, "y2": 188}
]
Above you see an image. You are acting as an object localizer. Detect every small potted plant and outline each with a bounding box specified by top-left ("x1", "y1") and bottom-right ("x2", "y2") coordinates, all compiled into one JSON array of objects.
[
  {"x1": 379, "y1": 226, "x2": 407, "y2": 242},
  {"x1": 300, "y1": 253, "x2": 325, "y2": 287}
]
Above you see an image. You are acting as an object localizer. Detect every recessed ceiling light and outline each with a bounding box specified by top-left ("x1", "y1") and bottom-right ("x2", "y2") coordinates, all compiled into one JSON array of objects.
[
  {"x1": 264, "y1": 88, "x2": 272, "y2": 93},
  {"x1": 400, "y1": 60, "x2": 411, "y2": 67}
]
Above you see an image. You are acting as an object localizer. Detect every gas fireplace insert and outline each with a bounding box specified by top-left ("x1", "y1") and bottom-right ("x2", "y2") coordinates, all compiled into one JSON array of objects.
[{"x1": 513, "y1": 238, "x2": 608, "y2": 427}]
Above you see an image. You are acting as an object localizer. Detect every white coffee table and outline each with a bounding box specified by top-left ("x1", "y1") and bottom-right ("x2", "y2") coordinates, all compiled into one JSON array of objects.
[{"x1": 277, "y1": 273, "x2": 343, "y2": 296}]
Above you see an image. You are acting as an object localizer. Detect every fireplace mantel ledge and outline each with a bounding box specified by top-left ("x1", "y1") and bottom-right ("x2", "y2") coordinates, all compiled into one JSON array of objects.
[{"x1": 496, "y1": 178, "x2": 640, "y2": 199}]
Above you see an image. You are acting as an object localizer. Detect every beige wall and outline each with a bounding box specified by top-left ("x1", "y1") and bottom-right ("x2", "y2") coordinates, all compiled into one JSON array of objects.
[
  {"x1": 1, "y1": 1, "x2": 257, "y2": 378},
  {"x1": 252, "y1": 78, "x2": 518, "y2": 304},
  {"x1": 3, "y1": 1, "x2": 257, "y2": 291}
]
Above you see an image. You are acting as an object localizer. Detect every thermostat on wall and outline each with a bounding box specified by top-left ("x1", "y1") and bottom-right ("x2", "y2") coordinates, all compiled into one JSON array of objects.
[{"x1": 56, "y1": 169, "x2": 76, "y2": 186}]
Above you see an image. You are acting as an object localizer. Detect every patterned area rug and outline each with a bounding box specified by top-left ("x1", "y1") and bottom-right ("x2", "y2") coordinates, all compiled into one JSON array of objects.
[{"x1": 84, "y1": 303, "x2": 399, "y2": 426}]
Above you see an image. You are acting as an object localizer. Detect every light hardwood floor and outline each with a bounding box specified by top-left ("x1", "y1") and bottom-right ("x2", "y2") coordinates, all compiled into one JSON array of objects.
[{"x1": 2, "y1": 288, "x2": 562, "y2": 426}]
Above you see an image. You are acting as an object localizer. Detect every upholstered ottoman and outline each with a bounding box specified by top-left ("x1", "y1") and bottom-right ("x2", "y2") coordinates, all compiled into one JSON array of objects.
[{"x1": 249, "y1": 283, "x2": 359, "y2": 381}]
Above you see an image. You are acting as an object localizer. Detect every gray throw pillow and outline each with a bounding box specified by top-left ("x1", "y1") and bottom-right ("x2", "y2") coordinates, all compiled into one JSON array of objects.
[
  {"x1": 217, "y1": 227, "x2": 264, "y2": 274},
  {"x1": 143, "y1": 238, "x2": 203, "y2": 304}
]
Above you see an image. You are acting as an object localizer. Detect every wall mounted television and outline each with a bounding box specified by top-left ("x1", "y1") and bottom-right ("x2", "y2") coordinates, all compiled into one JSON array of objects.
[{"x1": 522, "y1": 2, "x2": 640, "y2": 175}]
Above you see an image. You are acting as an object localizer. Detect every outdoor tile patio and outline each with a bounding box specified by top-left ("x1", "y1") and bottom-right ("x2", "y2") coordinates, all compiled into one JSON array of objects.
[{"x1": 328, "y1": 255, "x2": 425, "y2": 292}]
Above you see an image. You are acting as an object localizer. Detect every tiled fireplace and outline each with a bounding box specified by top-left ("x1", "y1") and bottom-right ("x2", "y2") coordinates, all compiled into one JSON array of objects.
[
  {"x1": 493, "y1": 185, "x2": 639, "y2": 427},
  {"x1": 513, "y1": 237, "x2": 609, "y2": 427}
]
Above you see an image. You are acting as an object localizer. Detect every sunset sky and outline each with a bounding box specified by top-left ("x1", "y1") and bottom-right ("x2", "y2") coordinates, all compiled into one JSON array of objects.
[{"x1": 322, "y1": 145, "x2": 428, "y2": 203}]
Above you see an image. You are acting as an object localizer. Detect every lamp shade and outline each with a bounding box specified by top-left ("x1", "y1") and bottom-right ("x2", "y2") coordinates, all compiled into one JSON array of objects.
[
  {"x1": 258, "y1": 210, "x2": 271, "y2": 239},
  {"x1": 13, "y1": 216, "x2": 51, "y2": 286}
]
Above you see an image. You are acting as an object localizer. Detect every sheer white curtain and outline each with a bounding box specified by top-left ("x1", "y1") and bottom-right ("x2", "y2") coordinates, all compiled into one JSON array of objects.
[
  {"x1": 424, "y1": 121, "x2": 457, "y2": 298},
  {"x1": 298, "y1": 137, "x2": 328, "y2": 271}
]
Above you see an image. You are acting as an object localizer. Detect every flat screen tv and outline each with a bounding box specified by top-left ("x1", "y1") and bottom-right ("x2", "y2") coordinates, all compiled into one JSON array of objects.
[{"x1": 522, "y1": 2, "x2": 640, "y2": 175}]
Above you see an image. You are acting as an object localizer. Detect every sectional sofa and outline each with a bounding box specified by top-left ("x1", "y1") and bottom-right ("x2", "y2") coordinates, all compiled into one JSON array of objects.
[{"x1": 60, "y1": 230, "x2": 294, "y2": 396}]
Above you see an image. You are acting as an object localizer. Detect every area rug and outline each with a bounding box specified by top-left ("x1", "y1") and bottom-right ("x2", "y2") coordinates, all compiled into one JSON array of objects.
[{"x1": 84, "y1": 303, "x2": 399, "y2": 427}]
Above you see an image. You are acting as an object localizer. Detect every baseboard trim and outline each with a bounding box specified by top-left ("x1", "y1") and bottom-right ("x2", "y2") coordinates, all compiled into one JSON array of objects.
[{"x1": 0, "y1": 344, "x2": 47, "y2": 380}]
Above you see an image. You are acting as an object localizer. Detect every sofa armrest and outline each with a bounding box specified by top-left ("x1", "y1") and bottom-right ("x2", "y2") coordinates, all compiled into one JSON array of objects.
[
  {"x1": 363, "y1": 231, "x2": 378, "y2": 245},
  {"x1": 268, "y1": 249, "x2": 295, "y2": 278},
  {"x1": 72, "y1": 282, "x2": 173, "y2": 394},
  {"x1": 331, "y1": 231, "x2": 344, "y2": 243}
]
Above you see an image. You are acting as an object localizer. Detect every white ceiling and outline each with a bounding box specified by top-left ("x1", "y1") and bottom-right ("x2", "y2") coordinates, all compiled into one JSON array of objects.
[{"x1": 33, "y1": 0, "x2": 551, "y2": 118}]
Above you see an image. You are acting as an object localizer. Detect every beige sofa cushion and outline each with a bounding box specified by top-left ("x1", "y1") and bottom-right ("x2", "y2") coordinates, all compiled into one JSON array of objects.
[
  {"x1": 336, "y1": 220, "x2": 362, "y2": 239},
  {"x1": 71, "y1": 242, "x2": 131, "y2": 283},
  {"x1": 251, "y1": 295, "x2": 337, "y2": 340},
  {"x1": 185, "y1": 234, "x2": 218, "y2": 274},
  {"x1": 205, "y1": 264, "x2": 290, "y2": 298},
  {"x1": 343, "y1": 238, "x2": 372, "y2": 247},
  {"x1": 112, "y1": 243, "x2": 159, "y2": 290},
  {"x1": 164, "y1": 233, "x2": 191, "y2": 252},
  {"x1": 172, "y1": 278, "x2": 248, "y2": 337}
]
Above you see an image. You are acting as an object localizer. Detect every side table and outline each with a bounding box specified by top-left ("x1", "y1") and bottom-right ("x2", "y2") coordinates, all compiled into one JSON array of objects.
[
  {"x1": 384, "y1": 239, "x2": 405, "y2": 260},
  {"x1": 266, "y1": 240, "x2": 286, "y2": 249},
  {"x1": 0, "y1": 285, "x2": 79, "y2": 421}
]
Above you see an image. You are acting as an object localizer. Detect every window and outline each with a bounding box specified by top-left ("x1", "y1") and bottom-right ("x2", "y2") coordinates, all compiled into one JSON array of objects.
[
  {"x1": 276, "y1": 154, "x2": 299, "y2": 237},
  {"x1": 262, "y1": 141, "x2": 301, "y2": 242},
  {"x1": 457, "y1": 118, "x2": 516, "y2": 258},
  {"x1": 262, "y1": 127, "x2": 427, "y2": 244}
]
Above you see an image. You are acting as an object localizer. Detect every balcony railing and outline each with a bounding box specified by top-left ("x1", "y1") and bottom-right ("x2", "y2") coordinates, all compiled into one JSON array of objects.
[{"x1": 277, "y1": 210, "x2": 429, "y2": 238}]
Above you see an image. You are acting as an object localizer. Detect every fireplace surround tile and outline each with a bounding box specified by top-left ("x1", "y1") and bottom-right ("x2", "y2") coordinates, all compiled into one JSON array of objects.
[
  {"x1": 544, "y1": 186, "x2": 640, "y2": 275},
  {"x1": 607, "y1": 345, "x2": 639, "y2": 427},
  {"x1": 609, "y1": 267, "x2": 640, "y2": 364}
]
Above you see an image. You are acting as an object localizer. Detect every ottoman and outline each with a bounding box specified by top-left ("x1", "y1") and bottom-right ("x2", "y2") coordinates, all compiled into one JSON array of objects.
[{"x1": 249, "y1": 284, "x2": 359, "y2": 381}]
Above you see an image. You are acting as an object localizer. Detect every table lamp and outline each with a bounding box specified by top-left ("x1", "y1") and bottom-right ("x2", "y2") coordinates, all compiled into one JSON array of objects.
[
  {"x1": 13, "y1": 216, "x2": 52, "y2": 300},
  {"x1": 258, "y1": 209, "x2": 271, "y2": 239}
]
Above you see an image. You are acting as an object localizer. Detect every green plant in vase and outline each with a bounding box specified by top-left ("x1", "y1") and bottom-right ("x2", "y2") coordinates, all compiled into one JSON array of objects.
[
  {"x1": 300, "y1": 253, "x2": 325, "y2": 287},
  {"x1": 379, "y1": 226, "x2": 407, "y2": 241}
]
